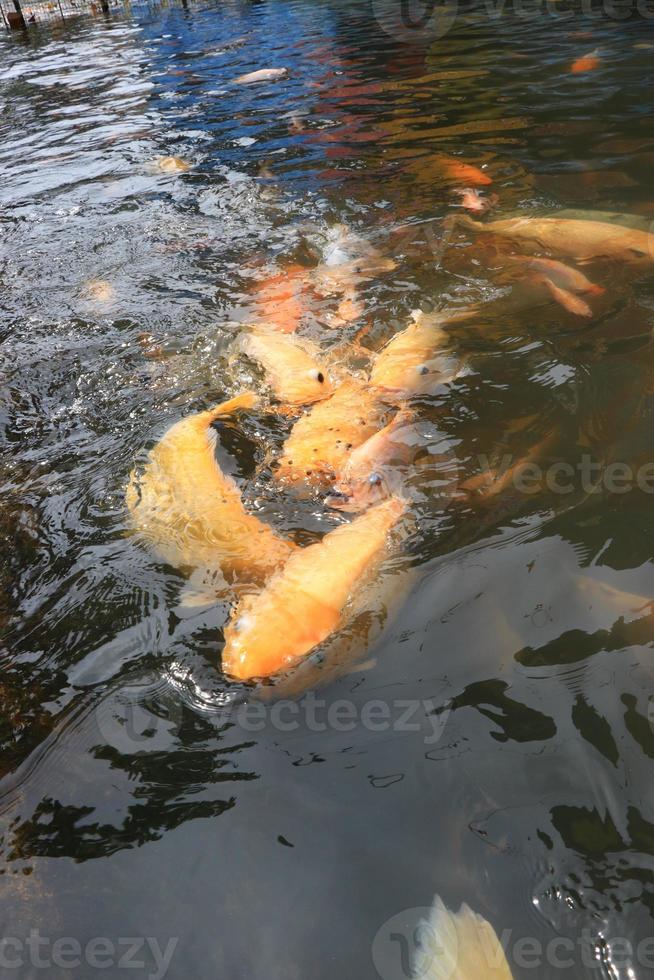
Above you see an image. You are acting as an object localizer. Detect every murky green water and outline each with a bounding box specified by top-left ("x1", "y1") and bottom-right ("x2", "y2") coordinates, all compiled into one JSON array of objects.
[{"x1": 2, "y1": 2, "x2": 654, "y2": 977}]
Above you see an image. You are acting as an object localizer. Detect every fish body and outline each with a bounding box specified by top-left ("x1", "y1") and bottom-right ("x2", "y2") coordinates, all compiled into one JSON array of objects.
[
  {"x1": 253, "y1": 264, "x2": 308, "y2": 333},
  {"x1": 370, "y1": 309, "x2": 465, "y2": 398},
  {"x1": 327, "y1": 410, "x2": 417, "y2": 511},
  {"x1": 239, "y1": 326, "x2": 333, "y2": 405},
  {"x1": 518, "y1": 255, "x2": 604, "y2": 294},
  {"x1": 312, "y1": 223, "x2": 396, "y2": 297},
  {"x1": 571, "y1": 50, "x2": 600, "y2": 73},
  {"x1": 436, "y1": 155, "x2": 492, "y2": 185},
  {"x1": 275, "y1": 380, "x2": 388, "y2": 489},
  {"x1": 222, "y1": 496, "x2": 406, "y2": 680},
  {"x1": 233, "y1": 67, "x2": 288, "y2": 84},
  {"x1": 415, "y1": 895, "x2": 513, "y2": 980},
  {"x1": 125, "y1": 392, "x2": 294, "y2": 584},
  {"x1": 153, "y1": 156, "x2": 191, "y2": 173},
  {"x1": 83, "y1": 279, "x2": 115, "y2": 303},
  {"x1": 457, "y1": 214, "x2": 654, "y2": 262},
  {"x1": 539, "y1": 276, "x2": 593, "y2": 317}
]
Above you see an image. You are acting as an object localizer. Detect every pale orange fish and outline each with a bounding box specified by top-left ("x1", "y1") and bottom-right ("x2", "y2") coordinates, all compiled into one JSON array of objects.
[
  {"x1": 416, "y1": 896, "x2": 514, "y2": 980},
  {"x1": 275, "y1": 379, "x2": 388, "y2": 489},
  {"x1": 125, "y1": 392, "x2": 295, "y2": 593},
  {"x1": 513, "y1": 255, "x2": 604, "y2": 294},
  {"x1": 370, "y1": 309, "x2": 468, "y2": 398},
  {"x1": 453, "y1": 187, "x2": 496, "y2": 213},
  {"x1": 571, "y1": 50, "x2": 600, "y2": 73},
  {"x1": 455, "y1": 213, "x2": 654, "y2": 263},
  {"x1": 152, "y1": 156, "x2": 191, "y2": 173},
  {"x1": 539, "y1": 275, "x2": 593, "y2": 317},
  {"x1": 82, "y1": 279, "x2": 115, "y2": 303},
  {"x1": 239, "y1": 326, "x2": 333, "y2": 406},
  {"x1": 222, "y1": 496, "x2": 406, "y2": 680},
  {"x1": 436, "y1": 155, "x2": 492, "y2": 186},
  {"x1": 252, "y1": 264, "x2": 309, "y2": 334},
  {"x1": 461, "y1": 430, "x2": 557, "y2": 499},
  {"x1": 326, "y1": 410, "x2": 417, "y2": 512},
  {"x1": 233, "y1": 67, "x2": 288, "y2": 84}
]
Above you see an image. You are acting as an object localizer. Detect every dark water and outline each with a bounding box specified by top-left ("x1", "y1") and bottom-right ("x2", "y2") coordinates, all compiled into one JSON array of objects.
[{"x1": 3, "y1": 2, "x2": 654, "y2": 977}]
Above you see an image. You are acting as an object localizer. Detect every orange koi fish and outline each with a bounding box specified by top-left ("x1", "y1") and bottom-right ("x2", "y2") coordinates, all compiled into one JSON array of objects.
[
  {"x1": 436, "y1": 155, "x2": 492, "y2": 186},
  {"x1": 252, "y1": 264, "x2": 309, "y2": 334},
  {"x1": 370, "y1": 309, "x2": 468, "y2": 398},
  {"x1": 274, "y1": 379, "x2": 388, "y2": 489},
  {"x1": 571, "y1": 50, "x2": 600, "y2": 73},
  {"x1": 126, "y1": 393, "x2": 295, "y2": 590},
  {"x1": 222, "y1": 496, "x2": 406, "y2": 680},
  {"x1": 239, "y1": 326, "x2": 333, "y2": 405}
]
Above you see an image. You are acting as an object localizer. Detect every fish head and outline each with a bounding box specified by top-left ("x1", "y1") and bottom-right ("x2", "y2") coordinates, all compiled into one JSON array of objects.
[
  {"x1": 282, "y1": 365, "x2": 334, "y2": 405},
  {"x1": 325, "y1": 470, "x2": 391, "y2": 512}
]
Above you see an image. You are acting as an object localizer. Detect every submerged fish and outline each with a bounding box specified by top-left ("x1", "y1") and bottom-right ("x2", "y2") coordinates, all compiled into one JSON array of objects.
[
  {"x1": 415, "y1": 895, "x2": 513, "y2": 980},
  {"x1": 326, "y1": 410, "x2": 417, "y2": 512},
  {"x1": 252, "y1": 264, "x2": 309, "y2": 334},
  {"x1": 239, "y1": 326, "x2": 333, "y2": 405},
  {"x1": 125, "y1": 392, "x2": 295, "y2": 591},
  {"x1": 538, "y1": 275, "x2": 593, "y2": 317},
  {"x1": 370, "y1": 309, "x2": 467, "y2": 398},
  {"x1": 222, "y1": 496, "x2": 406, "y2": 680},
  {"x1": 275, "y1": 379, "x2": 388, "y2": 489},
  {"x1": 311, "y1": 223, "x2": 396, "y2": 305},
  {"x1": 153, "y1": 156, "x2": 191, "y2": 173},
  {"x1": 456, "y1": 213, "x2": 654, "y2": 263},
  {"x1": 233, "y1": 67, "x2": 289, "y2": 84},
  {"x1": 436, "y1": 155, "x2": 492, "y2": 186},
  {"x1": 82, "y1": 279, "x2": 115, "y2": 303},
  {"x1": 513, "y1": 255, "x2": 604, "y2": 295},
  {"x1": 571, "y1": 49, "x2": 600, "y2": 73},
  {"x1": 453, "y1": 187, "x2": 497, "y2": 212}
]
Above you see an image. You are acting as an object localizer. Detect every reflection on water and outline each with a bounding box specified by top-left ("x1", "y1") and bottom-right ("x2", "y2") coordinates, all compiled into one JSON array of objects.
[{"x1": 3, "y1": 1, "x2": 654, "y2": 977}]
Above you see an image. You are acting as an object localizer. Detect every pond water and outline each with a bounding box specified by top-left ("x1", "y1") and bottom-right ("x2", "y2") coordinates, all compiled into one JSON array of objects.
[{"x1": 2, "y1": 1, "x2": 654, "y2": 977}]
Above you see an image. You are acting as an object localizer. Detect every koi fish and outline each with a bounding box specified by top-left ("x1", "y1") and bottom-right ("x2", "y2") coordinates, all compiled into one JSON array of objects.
[
  {"x1": 275, "y1": 379, "x2": 388, "y2": 489},
  {"x1": 436, "y1": 155, "x2": 492, "y2": 186},
  {"x1": 252, "y1": 264, "x2": 309, "y2": 334},
  {"x1": 222, "y1": 496, "x2": 406, "y2": 680},
  {"x1": 513, "y1": 255, "x2": 604, "y2": 294},
  {"x1": 326, "y1": 410, "x2": 417, "y2": 512},
  {"x1": 571, "y1": 50, "x2": 600, "y2": 73},
  {"x1": 233, "y1": 68, "x2": 288, "y2": 84},
  {"x1": 125, "y1": 392, "x2": 295, "y2": 592},
  {"x1": 370, "y1": 309, "x2": 467, "y2": 398},
  {"x1": 453, "y1": 187, "x2": 496, "y2": 212},
  {"x1": 415, "y1": 895, "x2": 513, "y2": 979},
  {"x1": 82, "y1": 279, "x2": 115, "y2": 303},
  {"x1": 152, "y1": 156, "x2": 191, "y2": 173},
  {"x1": 239, "y1": 326, "x2": 333, "y2": 405},
  {"x1": 539, "y1": 275, "x2": 593, "y2": 317},
  {"x1": 311, "y1": 223, "x2": 396, "y2": 303},
  {"x1": 455, "y1": 213, "x2": 654, "y2": 262}
]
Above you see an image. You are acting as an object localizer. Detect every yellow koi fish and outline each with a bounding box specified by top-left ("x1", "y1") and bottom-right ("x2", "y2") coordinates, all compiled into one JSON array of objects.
[
  {"x1": 415, "y1": 895, "x2": 513, "y2": 979},
  {"x1": 222, "y1": 496, "x2": 406, "y2": 680},
  {"x1": 125, "y1": 392, "x2": 295, "y2": 590},
  {"x1": 233, "y1": 67, "x2": 288, "y2": 84},
  {"x1": 275, "y1": 379, "x2": 388, "y2": 489},
  {"x1": 326, "y1": 409, "x2": 417, "y2": 512},
  {"x1": 456, "y1": 213, "x2": 654, "y2": 263},
  {"x1": 152, "y1": 156, "x2": 191, "y2": 173},
  {"x1": 239, "y1": 326, "x2": 333, "y2": 405},
  {"x1": 370, "y1": 309, "x2": 466, "y2": 398}
]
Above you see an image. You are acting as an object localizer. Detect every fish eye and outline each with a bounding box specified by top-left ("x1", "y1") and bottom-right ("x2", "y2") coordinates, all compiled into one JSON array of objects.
[
  {"x1": 308, "y1": 369, "x2": 325, "y2": 384},
  {"x1": 417, "y1": 364, "x2": 430, "y2": 376},
  {"x1": 368, "y1": 473, "x2": 382, "y2": 486}
]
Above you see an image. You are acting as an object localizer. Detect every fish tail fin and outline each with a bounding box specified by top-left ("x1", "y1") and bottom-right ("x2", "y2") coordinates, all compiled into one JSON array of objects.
[
  {"x1": 201, "y1": 391, "x2": 258, "y2": 425},
  {"x1": 586, "y1": 283, "x2": 606, "y2": 295},
  {"x1": 414, "y1": 895, "x2": 513, "y2": 980}
]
